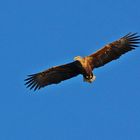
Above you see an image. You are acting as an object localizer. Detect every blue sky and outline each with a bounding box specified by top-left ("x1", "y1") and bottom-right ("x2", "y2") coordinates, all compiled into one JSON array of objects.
[{"x1": 0, "y1": 0, "x2": 140, "y2": 139}]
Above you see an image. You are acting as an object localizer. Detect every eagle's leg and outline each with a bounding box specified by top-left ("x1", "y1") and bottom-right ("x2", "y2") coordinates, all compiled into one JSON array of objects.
[{"x1": 83, "y1": 73, "x2": 96, "y2": 83}]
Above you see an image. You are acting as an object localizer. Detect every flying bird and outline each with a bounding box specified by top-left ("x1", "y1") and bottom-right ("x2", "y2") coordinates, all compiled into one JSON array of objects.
[{"x1": 25, "y1": 33, "x2": 140, "y2": 91}]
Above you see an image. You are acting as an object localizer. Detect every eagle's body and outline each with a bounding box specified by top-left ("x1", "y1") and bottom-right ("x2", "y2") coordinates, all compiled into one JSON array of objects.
[
  {"x1": 25, "y1": 33, "x2": 140, "y2": 91},
  {"x1": 74, "y1": 56, "x2": 95, "y2": 83}
]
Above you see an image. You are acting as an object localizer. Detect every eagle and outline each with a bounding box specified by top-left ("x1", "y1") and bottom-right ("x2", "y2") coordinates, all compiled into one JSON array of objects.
[{"x1": 25, "y1": 33, "x2": 140, "y2": 91}]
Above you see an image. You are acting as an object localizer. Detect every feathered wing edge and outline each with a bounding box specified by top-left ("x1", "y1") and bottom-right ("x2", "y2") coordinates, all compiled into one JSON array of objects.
[
  {"x1": 88, "y1": 32, "x2": 140, "y2": 68},
  {"x1": 25, "y1": 61, "x2": 81, "y2": 91}
]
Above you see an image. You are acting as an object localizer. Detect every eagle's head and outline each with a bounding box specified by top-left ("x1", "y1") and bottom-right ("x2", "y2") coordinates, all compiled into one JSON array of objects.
[{"x1": 74, "y1": 56, "x2": 83, "y2": 61}]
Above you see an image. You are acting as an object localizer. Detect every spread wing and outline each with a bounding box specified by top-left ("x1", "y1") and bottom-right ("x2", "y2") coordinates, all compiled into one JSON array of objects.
[
  {"x1": 88, "y1": 33, "x2": 140, "y2": 68},
  {"x1": 25, "y1": 61, "x2": 81, "y2": 91}
]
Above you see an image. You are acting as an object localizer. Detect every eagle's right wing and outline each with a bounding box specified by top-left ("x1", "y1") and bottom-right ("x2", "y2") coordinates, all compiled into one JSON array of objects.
[
  {"x1": 25, "y1": 61, "x2": 81, "y2": 91},
  {"x1": 88, "y1": 33, "x2": 140, "y2": 69}
]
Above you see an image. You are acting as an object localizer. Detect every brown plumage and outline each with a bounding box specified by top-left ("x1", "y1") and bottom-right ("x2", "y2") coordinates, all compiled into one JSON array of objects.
[{"x1": 25, "y1": 33, "x2": 140, "y2": 91}]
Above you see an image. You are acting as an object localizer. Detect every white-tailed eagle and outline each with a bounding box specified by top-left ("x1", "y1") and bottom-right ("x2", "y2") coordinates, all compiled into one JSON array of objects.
[{"x1": 25, "y1": 33, "x2": 140, "y2": 91}]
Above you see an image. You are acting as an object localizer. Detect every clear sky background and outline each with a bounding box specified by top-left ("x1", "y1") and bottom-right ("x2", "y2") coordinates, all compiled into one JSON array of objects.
[{"x1": 0, "y1": 0, "x2": 140, "y2": 140}]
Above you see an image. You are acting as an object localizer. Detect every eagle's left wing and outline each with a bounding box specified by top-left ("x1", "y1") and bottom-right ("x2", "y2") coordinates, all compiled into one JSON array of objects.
[
  {"x1": 25, "y1": 61, "x2": 81, "y2": 91},
  {"x1": 88, "y1": 33, "x2": 140, "y2": 69}
]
